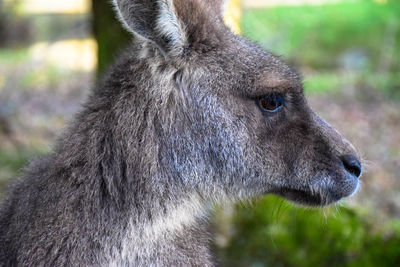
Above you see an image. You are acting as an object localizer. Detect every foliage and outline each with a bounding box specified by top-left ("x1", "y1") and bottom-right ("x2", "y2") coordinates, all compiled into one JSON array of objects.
[
  {"x1": 0, "y1": 48, "x2": 29, "y2": 63},
  {"x1": 217, "y1": 195, "x2": 400, "y2": 267},
  {"x1": 242, "y1": 0, "x2": 400, "y2": 98},
  {"x1": 242, "y1": 0, "x2": 400, "y2": 70},
  {"x1": 0, "y1": 1, "x2": 33, "y2": 47}
]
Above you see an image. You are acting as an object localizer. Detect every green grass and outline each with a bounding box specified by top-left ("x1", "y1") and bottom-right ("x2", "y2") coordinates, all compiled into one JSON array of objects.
[
  {"x1": 242, "y1": 0, "x2": 400, "y2": 71},
  {"x1": 304, "y1": 72, "x2": 350, "y2": 94},
  {"x1": 19, "y1": 64, "x2": 69, "y2": 89},
  {"x1": 242, "y1": 0, "x2": 400, "y2": 98},
  {"x1": 0, "y1": 49, "x2": 29, "y2": 64},
  {"x1": 303, "y1": 71, "x2": 400, "y2": 97},
  {"x1": 217, "y1": 195, "x2": 400, "y2": 267}
]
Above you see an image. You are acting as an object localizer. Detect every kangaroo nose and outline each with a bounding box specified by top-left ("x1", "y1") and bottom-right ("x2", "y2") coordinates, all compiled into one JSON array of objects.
[{"x1": 341, "y1": 155, "x2": 362, "y2": 178}]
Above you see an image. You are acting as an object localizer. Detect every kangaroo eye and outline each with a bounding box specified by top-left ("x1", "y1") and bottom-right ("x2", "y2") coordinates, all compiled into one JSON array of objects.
[{"x1": 258, "y1": 94, "x2": 285, "y2": 113}]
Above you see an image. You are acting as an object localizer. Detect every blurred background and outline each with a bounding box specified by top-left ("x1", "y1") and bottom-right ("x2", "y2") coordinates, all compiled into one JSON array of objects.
[{"x1": 0, "y1": 0, "x2": 399, "y2": 266}]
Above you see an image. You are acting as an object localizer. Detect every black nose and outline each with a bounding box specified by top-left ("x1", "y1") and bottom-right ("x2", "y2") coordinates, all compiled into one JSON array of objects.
[{"x1": 341, "y1": 155, "x2": 362, "y2": 178}]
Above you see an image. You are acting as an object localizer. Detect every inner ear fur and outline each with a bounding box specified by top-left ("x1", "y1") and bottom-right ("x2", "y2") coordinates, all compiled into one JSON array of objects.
[
  {"x1": 112, "y1": 0, "x2": 186, "y2": 55},
  {"x1": 112, "y1": 0, "x2": 228, "y2": 58}
]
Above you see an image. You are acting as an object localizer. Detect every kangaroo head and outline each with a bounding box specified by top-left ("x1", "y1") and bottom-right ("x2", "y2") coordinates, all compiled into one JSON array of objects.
[{"x1": 112, "y1": 0, "x2": 361, "y2": 206}]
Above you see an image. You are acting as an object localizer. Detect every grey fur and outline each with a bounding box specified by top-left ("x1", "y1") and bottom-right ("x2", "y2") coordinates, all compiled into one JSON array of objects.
[{"x1": 0, "y1": 0, "x2": 361, "y2": 266}]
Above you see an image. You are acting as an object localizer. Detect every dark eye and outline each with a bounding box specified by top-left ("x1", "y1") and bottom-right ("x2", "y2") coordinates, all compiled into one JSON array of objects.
[{"x1": 258, "y1": 94, "x2": 285, "y2": 113}]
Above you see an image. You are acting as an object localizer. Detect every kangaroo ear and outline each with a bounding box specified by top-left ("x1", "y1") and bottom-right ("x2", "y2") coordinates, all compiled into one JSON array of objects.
[{"x1": 112, "y1": 0, "x2": 187, "y2": 56}]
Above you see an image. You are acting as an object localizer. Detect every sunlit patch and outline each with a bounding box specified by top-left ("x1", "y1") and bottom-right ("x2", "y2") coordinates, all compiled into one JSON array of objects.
[
  {"x1": 16, "y1": 0, "x2": 90, "y2": 14},
  {"x1": 30, "y1": 39, "x2": 97, "y2": 72},
  {"x1": 224, "y1": 0, "x2": 242, "y2": 34},
  {"x1": 244, "y1": 0, "x2": 345, "y2": 8}
]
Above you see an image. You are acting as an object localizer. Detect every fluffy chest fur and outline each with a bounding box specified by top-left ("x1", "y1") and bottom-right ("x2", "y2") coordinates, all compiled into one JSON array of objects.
[{"x1": 104, "y1": 195, "x2": 212, "y2": 266}]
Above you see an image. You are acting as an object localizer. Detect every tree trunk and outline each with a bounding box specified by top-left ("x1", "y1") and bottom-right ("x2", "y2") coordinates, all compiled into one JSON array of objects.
[{"x1": 92, "y1": 0, "x2": 130, "y2": 75}]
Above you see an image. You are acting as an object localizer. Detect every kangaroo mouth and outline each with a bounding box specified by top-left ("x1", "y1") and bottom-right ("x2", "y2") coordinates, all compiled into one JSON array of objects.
[
  {"x1": 272, "y1": 185, "x2": 345, "y2": 207},
  {"x1": 270, "y1": 171, "x2": 359, "y2": 206},
  {"x1": 274, "y1": 187, "x2": 324, "y2": 206}
]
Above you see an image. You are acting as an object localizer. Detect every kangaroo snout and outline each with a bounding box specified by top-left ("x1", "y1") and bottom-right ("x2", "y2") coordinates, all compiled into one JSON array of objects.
[
  {"x1": 305, "y1": 112, "x2": 362, "y2": 203},
  {"x1": 265, "y1": 105, "x2": 362, "y2": 206},
  {"x1": 337, "y1": 153, "x2": 362, "y2": 198}
]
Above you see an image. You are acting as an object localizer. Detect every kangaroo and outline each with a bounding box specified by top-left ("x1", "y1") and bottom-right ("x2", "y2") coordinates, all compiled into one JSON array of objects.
[{"x1": 0, "y1": 0, "x2": 362, "y2": 266}]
